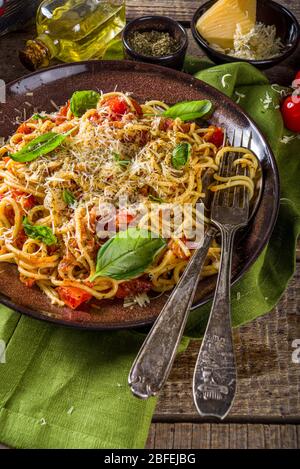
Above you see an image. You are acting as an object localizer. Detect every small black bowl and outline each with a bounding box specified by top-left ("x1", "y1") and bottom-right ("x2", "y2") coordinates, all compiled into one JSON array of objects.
[
  {"x1": 191, "y1": 0, "x2": 300, "y2": 70},
  {"x1": 122, "y1": 15, "x2": 188, "y2": 70}
]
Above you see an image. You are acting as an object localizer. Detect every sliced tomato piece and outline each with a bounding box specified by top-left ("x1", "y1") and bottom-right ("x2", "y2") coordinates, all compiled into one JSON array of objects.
[
  {"x1": 11, "y1": 190, "x2": 36, "y2": 210},
  {"x1": 206, "y1": 127, "x2": 224, "y2": 148},
  {"x1": 116, "y1": 278, "x2": 152, "y2": 299},
  {"x1": 15, "y1": 229, "x2": 27, "y2": 249},
  {"x1": 159, "y1": 118, "x2": 174, "y2": 132},
  {"x1": 20, "y1": 276, "x2": 35, "y2": 288},
  {"x1": 103, "y1": 96, "x2": 129, "y2": 119},
  {"x1": 57, "y1": 286, "x2": 92, "y2": 310},
  {"x1": 130, "y1": 98, "x2": 143, "y2": 116},
  {"x1": 17, "y1": 123, "x2": 34, "y2": 135},
  {"x1": 55, "y1": 100, "x2": 70, "y2": 125}
]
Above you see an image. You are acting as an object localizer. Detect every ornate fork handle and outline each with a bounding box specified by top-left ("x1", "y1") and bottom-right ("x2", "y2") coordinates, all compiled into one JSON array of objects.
[
  {"x1": 129, "y1": 226, "x2": 217, "y2": 399},
  {"x1": 193, "y1": 224, "x2": 238, "y2": 419}
]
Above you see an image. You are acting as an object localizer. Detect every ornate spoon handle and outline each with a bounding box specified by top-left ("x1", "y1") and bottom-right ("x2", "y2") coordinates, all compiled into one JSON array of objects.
[
  {"x1": 193, "y1": 225, "x2": 237, "y2": 419},
  {"x1": 129, "y1": 226, "x2": 217, "y2": 399}
]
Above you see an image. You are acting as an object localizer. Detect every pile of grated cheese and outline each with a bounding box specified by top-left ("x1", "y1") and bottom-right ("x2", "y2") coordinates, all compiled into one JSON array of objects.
[{"x1": 214, "y1": 22, "x2": 284, "y2": 60}]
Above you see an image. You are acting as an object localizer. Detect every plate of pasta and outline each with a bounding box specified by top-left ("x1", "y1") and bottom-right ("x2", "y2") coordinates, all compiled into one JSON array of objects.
[{"x1": 0, "y1": 60, "x2": 279, "y2": 329}]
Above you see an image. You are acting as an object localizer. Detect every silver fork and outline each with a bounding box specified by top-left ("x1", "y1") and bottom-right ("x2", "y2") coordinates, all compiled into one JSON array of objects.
[
  {"x1": 192, "y1": 130, "x2": 250, "y2": 419},
  {"x1": 128, "y1": 129, "x2": 250, "y2": 401}
]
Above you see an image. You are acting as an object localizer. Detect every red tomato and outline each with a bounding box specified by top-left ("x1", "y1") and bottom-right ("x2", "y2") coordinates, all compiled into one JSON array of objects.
[
  {"x1": 57, "y1": 286, "x2": 92, "y2": 310},
  {"x1": 17, "y1": 123, "x2": 33, "y2": 135},
  {"x1": 159, "y1": 118, "x2": 174, "y2": 131},
  {"x1": 206, "y1": 127, "x2": 224, "y2": 148},
  {"x1": 130, "y1": 98, "x2": 143, "y2": 116},
  {"x1": 116, "y1": 278, "x2": 152, "y2": 299},
  {"x1": 55, "y1": 100, "x2": 70, "y2": 125},
  {"x1": 11, "y1": 190, "x2": 36, "y2": 210},
  {"x1": 15, "y1": 229, "x2": 27, "y2": 249},
  {"x1": 281, "y1": 96, "x2": 300, "y2": 133},
  {"x1": 294, "y1": 71, "x2": 300, "y2": 82},
  {"x1": 20, "y1": 276, "x2": 35, "y2": 288},
  {"x1": 104, "y1": 96, "x2": 129, "y2": 117},
  {"x1": 59, "y1": 100, "x2": 70, "y2": 117}
]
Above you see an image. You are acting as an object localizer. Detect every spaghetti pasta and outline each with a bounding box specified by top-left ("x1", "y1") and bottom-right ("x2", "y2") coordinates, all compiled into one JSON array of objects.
[{"x1": 0, "y1": 92, "x2": 259, "y2": 309}]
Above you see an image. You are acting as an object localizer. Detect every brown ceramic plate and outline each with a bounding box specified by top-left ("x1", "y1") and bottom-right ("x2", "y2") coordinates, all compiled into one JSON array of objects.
[{"x1": 0, "y1": 60, "x2": 279, "y2": 330}]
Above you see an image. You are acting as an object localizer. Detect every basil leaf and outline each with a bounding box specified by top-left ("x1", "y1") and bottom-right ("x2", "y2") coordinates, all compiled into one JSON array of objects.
[
  {"x1": 23, "y1": 217, "x2": 57, "y2": 246},
  {"x1": 31, "y1": 114, "x2": 47, "y2": 121},
  {"x1": 163, "y1": 100, "x2": 212, "y2": 122},
  {"x1": 63, "y1": 189, "x2": 76, "y2": 206},
  {"x1": 113, "y1": 152, "x2": 131, "y2": 167},
  {"x1": 172, "y1": 143, "x2": 191, "y2": 169},
  {"x1": 9, "y1": 130, "x2": 73, "y2": 163},
  {"x1": 91, "y1": 227, "x2": 166, "y2": 281},
  {"x1": 70, "y1": 90, "x2": 100, "y2": 117}
]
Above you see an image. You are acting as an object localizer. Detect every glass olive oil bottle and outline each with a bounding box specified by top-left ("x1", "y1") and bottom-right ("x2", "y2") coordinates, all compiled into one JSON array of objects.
[{"x1": 19, "y1": 0, "x2": 126, "y2": 70}]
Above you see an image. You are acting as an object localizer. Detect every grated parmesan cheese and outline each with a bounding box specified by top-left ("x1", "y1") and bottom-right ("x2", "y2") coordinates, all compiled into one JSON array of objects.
[
  {"x1": 123, "y1": 292, "x2": 151, "y2": 308},
  {"x1": 215, "y1": 23, "x2": 283, "y2": 60}
]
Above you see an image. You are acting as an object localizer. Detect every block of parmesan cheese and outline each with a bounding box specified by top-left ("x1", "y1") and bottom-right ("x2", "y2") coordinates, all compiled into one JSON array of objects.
[{"x1": 196, "y1": 0, "x2": 257, "y2": 49}]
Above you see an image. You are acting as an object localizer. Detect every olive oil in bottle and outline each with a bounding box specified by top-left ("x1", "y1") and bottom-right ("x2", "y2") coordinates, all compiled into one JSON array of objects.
[{"x1": 19, "y1": 0, "x2": 126, "y2": 70}]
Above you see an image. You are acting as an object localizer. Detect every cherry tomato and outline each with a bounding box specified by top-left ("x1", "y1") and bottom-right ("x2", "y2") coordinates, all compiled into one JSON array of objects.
[
  {"x1": 294, "y1": 71, "x2": 300, "y2": 82},
  {"x1": 281, "y1": 95, "x2": 300, "y2": 133},
  {"x1": 17, "y1": 123, "x2": 33, "y2": 135},
  {"x1": 57, "y1": 286, "x2": 92, "y2": 310},
  {"x1": 116, "y1": 278, "x2": 152, "y2": 299},
  {"x1": 55, "y1": 100, "x2": 70, "y2": 125},
  {"x1": 11, "y1": 190, "x2": 36, "y2": 210},
  {"x1": 206, "y1": 127, "x2": 224, "y2": 148},
  {"x1": 104, "y1": 96, "x2": 129, "y2": 117}
]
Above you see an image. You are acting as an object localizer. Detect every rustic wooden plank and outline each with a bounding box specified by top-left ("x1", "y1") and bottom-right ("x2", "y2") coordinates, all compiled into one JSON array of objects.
[
  {"x1": 229, "y1": 424, "x2": 248, "y2": 449},
  {"x1": 280, "y1": 425, "x2": 298, "y2": 449},
  {"x1": 264, "y1": 425, "x2": 281, "y2": 449},
  {"x1": 211, "y1": 424, "x2": 230, "y2": 449},
  {"x1": 147, "y1": 424, "x2": 300, "y2": 449},
  {"x1": 173, "y1": 423, "x2": 193, "y2": 449},
  {"x1": 247, "y1": 424, "x2": 265, "y2": 449},
  {"x1": 154, "y1": 262, "x2": 300, "y2": 420},
  {"x1": 127, "y1": 1, "x2": 300, "y2": 24},
  {"x1": 146, "y1": 425, "x2": 156, "y2": 449},
  {"x1": 191, "y1": 423, "x2": 211, "y2": 449},
  {"x1": 152, "y1": 423, "x2": 175, "y2": 449}
]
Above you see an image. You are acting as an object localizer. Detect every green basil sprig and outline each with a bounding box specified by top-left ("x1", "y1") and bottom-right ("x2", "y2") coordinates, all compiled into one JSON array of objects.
[
  {"x1": 90, "y1": 227, "x2": 166, "y2": 281},
  {"x1": 172, "y1": 143, "x2": 191, "y2": 170},
  {"x1": 63, "y1": 189, "x2": 76, "y2": 207},
  {"x1": 70, "y1": 90, "x2": 100, "y2": 117},
  {"x1": 163, "y1": 100, "x2": 212, "y2": 122},
  {"x1": 9, "y1": 129, "x2": 73, "y2": 163},
  {"x1": 23, "y1": 217, "x2": 57, "y2": 246}
]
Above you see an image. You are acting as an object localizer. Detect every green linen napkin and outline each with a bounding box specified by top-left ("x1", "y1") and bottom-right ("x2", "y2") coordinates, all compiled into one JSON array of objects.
[{"x1": 0, "y1": 61, "x2": 299, "y2": 449}]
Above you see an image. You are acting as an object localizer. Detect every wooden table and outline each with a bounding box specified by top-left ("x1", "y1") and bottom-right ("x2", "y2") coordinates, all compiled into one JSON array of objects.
[{"x1": 0, "y1": 0, "x2": 299, "y2": 450}]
